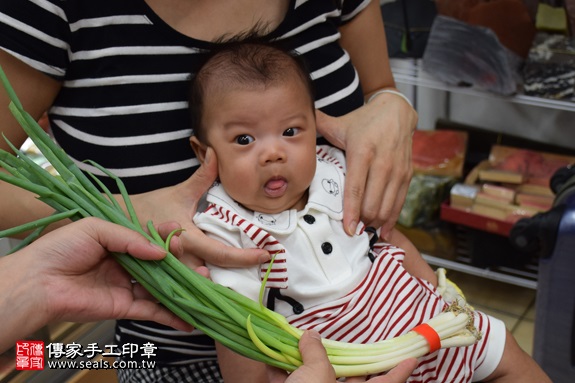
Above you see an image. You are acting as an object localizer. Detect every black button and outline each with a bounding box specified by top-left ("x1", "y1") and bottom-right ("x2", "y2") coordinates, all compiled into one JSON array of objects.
[
  {"x1": 321, "y1": 242, "x2": 333, "y2": 254},
  {"x1": 303, "y1": 214, "x2": 315, "y2": 224},
  {"x1": 292, "y1": 303, "x2": 304, "y2": 315}
]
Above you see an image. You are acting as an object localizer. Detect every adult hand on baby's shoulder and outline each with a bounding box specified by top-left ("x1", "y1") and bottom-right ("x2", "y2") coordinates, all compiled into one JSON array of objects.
[
  {"x1": 131, "y1": 148, "x2": 270, "y2": 269},
  {"x1": 315, "y1": 100, "x2": 415, "y2": 239}
]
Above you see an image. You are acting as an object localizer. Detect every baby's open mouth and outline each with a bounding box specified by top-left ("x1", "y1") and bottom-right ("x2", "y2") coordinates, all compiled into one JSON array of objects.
[{"x1": 264, "y1": 177, "x2": 287, "y2": 197}]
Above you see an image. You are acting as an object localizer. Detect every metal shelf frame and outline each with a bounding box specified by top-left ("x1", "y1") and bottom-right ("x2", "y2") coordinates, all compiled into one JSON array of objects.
[
  {"x1": 391, "y1": 58, "x2": 574, "y2": 290},
  {"x1": 391, "y1": 58, "x2": 575, "y2": 113},
  {"x1": 422, "y1": 253, "x2": 538, "y2": 290}
]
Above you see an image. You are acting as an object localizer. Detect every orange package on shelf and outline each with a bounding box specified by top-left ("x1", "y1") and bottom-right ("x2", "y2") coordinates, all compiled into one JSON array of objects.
[
  {"x1": 412, "y1": 129, "x2": 468, "y2": 177},
  {"x1": 488, "y1": 145, "x2": 575, "y2": 187}
]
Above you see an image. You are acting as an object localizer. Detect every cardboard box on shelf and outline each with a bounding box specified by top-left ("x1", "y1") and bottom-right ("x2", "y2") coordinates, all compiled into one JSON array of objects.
[
  {"x1": 442, "y1": 198, "x2": 537, "y2": 237},
  {"x1": 447, "y1": 185, "x2": 540, "y2": 228},
  {"x1": 515, "y1": 192, "x2": 554, "y2": 211},
  {"x1": 471, "y1": 200, "x2": 539, "y2": 223},
  {"x1": 474, "y1": 191, "x2": 516, "y2": 210},
  {"x1": 449, "y1": 183, "x2": 480, "y2": 209},
  {"x1": 481, "y1": 183, "x2": 516, "y2": 201},
  {"x1": 478, "y1": 168, "x2": 524, "y2": 184},
  {"x1": 487, "y1": 145, "x2": 575, "y2": 186},
  {"x1": 448, "y1": 144, "x2": 575, "y2": 224},
  {"x1": 470, "y1": 203, "x2": 508, "y2": 221},
  {"x1": 441, "y1": 202, "x2": 514, "y2": 236},
  {"x1": 515, "y1": 183, "x2": 554, "y2": 197}
]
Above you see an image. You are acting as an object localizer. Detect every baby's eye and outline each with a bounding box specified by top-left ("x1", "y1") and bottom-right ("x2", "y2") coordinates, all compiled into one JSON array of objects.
[
  {"x1": 235, "y1": 134, "x2": 254, "y2": 145},
  {"x1": 283, "y1": 127, "x2": 299, "y2": 137}
]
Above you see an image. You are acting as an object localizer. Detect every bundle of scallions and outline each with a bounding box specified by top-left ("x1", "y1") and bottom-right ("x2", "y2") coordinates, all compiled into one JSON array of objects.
[{"x1": 0, "y1": 66, "x2": 480, "y2": 377}]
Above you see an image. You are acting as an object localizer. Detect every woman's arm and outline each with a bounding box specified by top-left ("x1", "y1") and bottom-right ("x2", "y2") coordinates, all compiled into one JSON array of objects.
[
  {"x1": 317, "y1": 0, "x2": 418, "y2": 239},
  {"x1": 0, "y1": 50, "x2": 63, "y2": 233},
  {"x1": 339, "y1": 0, "x2": 395, "y2": 95}
]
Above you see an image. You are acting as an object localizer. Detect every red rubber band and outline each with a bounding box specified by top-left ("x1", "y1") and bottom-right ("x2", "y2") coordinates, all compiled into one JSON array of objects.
[{"x1": 413, "y1": 323, "x2": 441, "y2": 354}]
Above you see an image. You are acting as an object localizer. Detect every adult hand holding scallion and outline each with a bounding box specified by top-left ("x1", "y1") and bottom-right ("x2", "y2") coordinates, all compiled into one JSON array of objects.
[
  {"x1": 0, "y1": 66, "x2": 479, "y2": 378},
  {"x1": 0, "y1": 218, "x2": 195, "y2": 353},
  {"x1": 268, "y1": 330, "x2": 418, "y2": 383}
]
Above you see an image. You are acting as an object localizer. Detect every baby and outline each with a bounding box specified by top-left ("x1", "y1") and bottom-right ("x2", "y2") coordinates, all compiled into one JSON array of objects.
[{"x1": 189, "y1": 40, "x2": 550, "y2": 383}]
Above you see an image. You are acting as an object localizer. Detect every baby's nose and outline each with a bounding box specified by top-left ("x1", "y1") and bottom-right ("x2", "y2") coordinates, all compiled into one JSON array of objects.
[{"x1": 261, "y1": 143, "x2": 286, "y2": 164}]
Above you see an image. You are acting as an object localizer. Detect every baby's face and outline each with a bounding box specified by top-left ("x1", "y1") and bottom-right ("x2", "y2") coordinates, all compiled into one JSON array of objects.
[{"x1": 201, "y1": 80, "x2": 317, "y2": 213}]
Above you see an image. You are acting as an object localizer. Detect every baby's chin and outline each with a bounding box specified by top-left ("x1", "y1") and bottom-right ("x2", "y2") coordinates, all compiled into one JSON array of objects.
[
  {"x1": 241, "y1": 194, "x2": 307, "y2": 214},
  {"x1": 241, "y1": 202, "x2": 292, "y2": 214}
]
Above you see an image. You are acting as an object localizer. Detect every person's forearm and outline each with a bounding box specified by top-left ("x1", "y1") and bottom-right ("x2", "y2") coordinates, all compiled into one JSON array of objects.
[
  {"x1": 0, "y1": 252, "x2": 50, "y2": 353},
  {"x1": 339, "y1": 0, "x2": 395, "y2": 96},
  {"x1": 0, "y1": 50, "x2": 63, "y2": 235},
  {"x1": 0, "y1": 175, "x2": 64, "y2": 235}
]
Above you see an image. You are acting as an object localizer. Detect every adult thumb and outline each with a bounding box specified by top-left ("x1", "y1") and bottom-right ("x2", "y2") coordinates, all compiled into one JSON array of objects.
[
  {"x1": 187, "y1": 147, "x2": 218, "y2": 201},
  {"x1": 298, "y1": 330, "x2": 334, "y2": 375},
  {"x1": 315, "y1": 109, "x2": 345, "y2": 150}
]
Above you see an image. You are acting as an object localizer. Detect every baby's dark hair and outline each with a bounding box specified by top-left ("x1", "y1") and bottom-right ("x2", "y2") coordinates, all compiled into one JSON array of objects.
[{"x1": 189, "y1": 36, "x2": 315, "y2": 143}]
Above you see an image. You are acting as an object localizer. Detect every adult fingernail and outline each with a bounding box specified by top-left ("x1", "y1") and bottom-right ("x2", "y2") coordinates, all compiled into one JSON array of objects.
[
  {"x1": 204, "y1": 148, "x2": 212, "y2": 164},
  {"x1": 381, "y1": 230, "x2": 391, "y2": 241},
  {"x1": 259, "y1": 251, "x2": 271, "y2": 263},
  {"x1": 307, "y1": 330, "x2": 321, "y2": 340},
  {"x1": 150, "y1": 242, "x2": 168, "y2": 253},
  {"x1": 347, "y1": 220, "x2": 357, "y2": 236}
]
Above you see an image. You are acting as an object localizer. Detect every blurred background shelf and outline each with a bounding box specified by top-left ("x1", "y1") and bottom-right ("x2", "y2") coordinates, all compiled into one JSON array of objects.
[
  {"x1": 422, "y1": 252, "x2": 537, "y2": 289},
  {"x1": 391, "y1": 58, "x2": 575, "y2": 112}
]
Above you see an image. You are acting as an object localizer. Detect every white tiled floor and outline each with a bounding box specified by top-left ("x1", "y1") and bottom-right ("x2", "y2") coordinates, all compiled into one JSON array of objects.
[{"x1": 446, "y1": 271, "x2": 537, "y2": 356}]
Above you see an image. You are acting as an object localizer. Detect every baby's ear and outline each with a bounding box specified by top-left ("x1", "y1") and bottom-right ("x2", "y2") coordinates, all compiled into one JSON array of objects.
[{"x1": 190, "y1": 136, "x2": 208, "y2": 164}]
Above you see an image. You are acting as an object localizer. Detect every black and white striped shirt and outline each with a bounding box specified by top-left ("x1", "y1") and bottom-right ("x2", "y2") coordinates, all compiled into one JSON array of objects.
[{"x1": 0, "y1": 0, "x2": 370, "y2": 365}]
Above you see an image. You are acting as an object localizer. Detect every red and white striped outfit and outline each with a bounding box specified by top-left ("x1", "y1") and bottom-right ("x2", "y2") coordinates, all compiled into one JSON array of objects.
[{"x1": 194, "y1": 147, "x2": 505, "y2": 382}]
